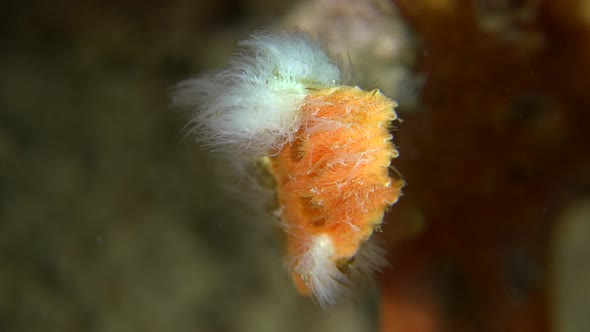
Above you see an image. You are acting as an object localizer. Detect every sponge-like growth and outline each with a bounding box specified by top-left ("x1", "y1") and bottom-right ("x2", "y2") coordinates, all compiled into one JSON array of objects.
[
  {"x1": 271, "y1": 86, "x2": 403, "y2": 306},
  {"x1": 172, "y1": 31, "x2": 403, "y2": 307}
]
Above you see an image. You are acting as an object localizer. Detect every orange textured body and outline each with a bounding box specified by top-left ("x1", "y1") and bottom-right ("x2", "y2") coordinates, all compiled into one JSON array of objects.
[{"x1": 269, "y1": 86, "x2": 404, "y2": 296}]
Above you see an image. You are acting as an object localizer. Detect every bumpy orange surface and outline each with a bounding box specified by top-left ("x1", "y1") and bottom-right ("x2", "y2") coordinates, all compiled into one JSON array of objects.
[{"x1": 269, "y1": 86, "x2": 404, "y2": 295}]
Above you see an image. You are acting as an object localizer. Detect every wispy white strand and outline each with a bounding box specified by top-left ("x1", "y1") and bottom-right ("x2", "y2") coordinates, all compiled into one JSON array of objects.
[
  {"x1": 292, "y1": 234, "x2": 350, "y2": 307},
  {"x1": 171, "y1": 30, "x2": 342, "y2": 156}
]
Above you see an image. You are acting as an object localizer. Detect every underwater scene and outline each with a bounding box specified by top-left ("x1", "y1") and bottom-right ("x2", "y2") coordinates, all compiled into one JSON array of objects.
[{"x1": 1, "y1": 0, "x2": 589, "y2": 331}]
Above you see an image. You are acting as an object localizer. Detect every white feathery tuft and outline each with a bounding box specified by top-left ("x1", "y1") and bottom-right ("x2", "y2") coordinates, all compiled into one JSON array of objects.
[
  {"x1": 292, "y1": 234, "x2": 350, "y2": 307},
  {"x1": 292, "y1": 234, "x2": 389, "y2": 307},
  {"x1": 171, "y1": 31, "x2": 342, "y2": 155}
]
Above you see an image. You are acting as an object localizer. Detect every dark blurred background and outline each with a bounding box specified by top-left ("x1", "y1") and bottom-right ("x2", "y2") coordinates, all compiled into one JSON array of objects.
[{"x1": 1, "y1": 0, "x2": 588, "y2": 331}]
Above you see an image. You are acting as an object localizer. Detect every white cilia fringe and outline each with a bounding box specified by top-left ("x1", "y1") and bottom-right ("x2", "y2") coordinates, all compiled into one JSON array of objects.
[{"x1": 171, "y1": 31, "x2": 342, "y2": 155}]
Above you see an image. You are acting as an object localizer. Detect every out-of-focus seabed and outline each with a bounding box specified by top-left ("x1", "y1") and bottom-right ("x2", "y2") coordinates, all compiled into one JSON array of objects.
[{"x1": 0, "y1": 1, "x2": 588, "y2": 332}]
